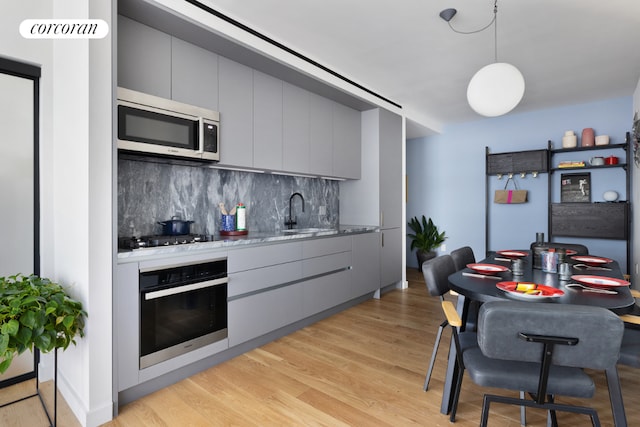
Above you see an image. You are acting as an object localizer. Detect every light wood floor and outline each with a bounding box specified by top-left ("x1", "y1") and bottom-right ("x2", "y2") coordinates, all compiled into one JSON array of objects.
[{"x1": 3, "y1": 268, "x2": 640, "y2": 426}]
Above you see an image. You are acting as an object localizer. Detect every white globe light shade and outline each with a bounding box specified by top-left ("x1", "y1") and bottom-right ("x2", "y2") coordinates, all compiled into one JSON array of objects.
[{"x1": 467, "y1": 62, "x2": 525, "y2": 117}]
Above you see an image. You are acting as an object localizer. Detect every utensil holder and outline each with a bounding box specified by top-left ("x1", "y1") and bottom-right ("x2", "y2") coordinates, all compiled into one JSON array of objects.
[{"x1": 221, "y1": 214, "x2": 235, "y2": 232}]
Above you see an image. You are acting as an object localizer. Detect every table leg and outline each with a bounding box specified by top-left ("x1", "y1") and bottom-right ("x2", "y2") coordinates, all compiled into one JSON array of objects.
[
  {"x1": 605, "y1": 366, "x2": 627, "y2": 427},
  {"x1": 440, "y1": 294, "x2": 467, "y2": 414}
]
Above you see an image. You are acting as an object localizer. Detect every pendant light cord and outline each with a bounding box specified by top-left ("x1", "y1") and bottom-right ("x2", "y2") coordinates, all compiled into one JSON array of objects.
[
  {"x1": 494, "y1": 0, "x2": 498, "y2": 62},
  {"x1": 447, "y1": 0, "x2": 498, "y2": 36}
]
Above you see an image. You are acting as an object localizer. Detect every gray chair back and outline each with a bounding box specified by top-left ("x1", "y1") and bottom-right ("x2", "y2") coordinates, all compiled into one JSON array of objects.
[
  {"x1": 529, "y1": 241, "x2": 589, "y2": 255},
  {"x1": 478, "y1": 301, "x2": 623, "y2": 370},
  {"x1": 422, "y1": 255, "x2": 456, "y2": 298},
  {"x1": 450, "y1": 246, "x2": 476, "y2": 271},
  {"x1": 619, "y1": 328, "x2": 640, "y2": 367}
]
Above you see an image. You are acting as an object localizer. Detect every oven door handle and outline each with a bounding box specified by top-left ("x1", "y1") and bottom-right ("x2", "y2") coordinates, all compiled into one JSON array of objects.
[{"x1": 143, "y1": 277, "x2": 228, "y2": 300}]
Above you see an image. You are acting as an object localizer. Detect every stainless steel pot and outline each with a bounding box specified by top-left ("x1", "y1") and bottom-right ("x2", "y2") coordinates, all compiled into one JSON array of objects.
[{"x1": 158, "y1": 216, "x2": 194, "y2": 235}]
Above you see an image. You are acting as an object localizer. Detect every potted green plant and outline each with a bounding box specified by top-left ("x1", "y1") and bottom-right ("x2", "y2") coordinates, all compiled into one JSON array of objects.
[
  {"x1": 0, "y1": 274, "x2": 86, "y2": 374},
  {"x1": 407, "y1": 215, "x2": 447, "y2": 272}
]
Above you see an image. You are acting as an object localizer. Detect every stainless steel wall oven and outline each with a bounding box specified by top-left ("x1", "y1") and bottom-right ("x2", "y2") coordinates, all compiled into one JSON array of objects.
[{"x1": 139, "y1": 258, "x2": 227, "y2": 369}]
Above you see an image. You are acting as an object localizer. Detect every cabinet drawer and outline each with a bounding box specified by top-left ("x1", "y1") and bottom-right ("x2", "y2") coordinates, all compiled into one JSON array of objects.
[
  {"x1": 228, "y1": 242, "x2": 302, "y2": 272},
  {"x1": 228, "y1": 283, "x2": 304, "y2": 346},
  {"x1": 302, "y1": 269, "x2": 352, "y2": 316},
  {"x1": 487, "y1": 149, "x2": 548, "y2": 175},
  {"x1": 302, "y1": 252, "x2": 351, "y2": 277},
  {"x1": 551, "y1": 202, "x2": 628, "y2": 239},
  {"x1": 302, "y1": 235, "x2": 351, "y2": 258},
  {"x1": 228, "y1": 261, "x2": 302, "y2": 297}
]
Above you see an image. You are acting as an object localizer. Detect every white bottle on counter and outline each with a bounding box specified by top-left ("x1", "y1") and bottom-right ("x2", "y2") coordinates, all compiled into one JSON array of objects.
[{"x1": 236, "y1": 203, "x2": 246, "y2": 231}]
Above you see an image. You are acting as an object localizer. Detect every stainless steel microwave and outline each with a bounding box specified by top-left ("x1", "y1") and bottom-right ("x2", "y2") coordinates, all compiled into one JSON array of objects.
[{"x1": 117, "y1": 87, "x2": 220, "y2": 162}]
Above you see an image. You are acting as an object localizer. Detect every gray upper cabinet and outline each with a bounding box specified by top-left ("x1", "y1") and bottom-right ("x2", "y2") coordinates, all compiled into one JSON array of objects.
[
  {"x1": 253, "y1": 71, "x2": 283, "y2": 170},
  {"x1": 218, "y1": 57, "x2": 254, "y2": 168},
  {"x1": 117, "y1": 16, "x2": 171, "y2": 98},
  {"x1": 117, "y1": 15, "x2": 364, "y2": 179},
  {"x1": 379, "y1": 109, "x2": 403, "y2": 228},
  {"x1": 332, "y1": 103, "x2": 361, "y2": 179},
  {"x1": 171, "y1": 37, "x2": 219, "y2": 111},
  {"x1": 308, "y1": 93, "x2": 333, "y2": 177},
  {"x1": 283, "y1": 83, "x2": 310, "y2": 173}
]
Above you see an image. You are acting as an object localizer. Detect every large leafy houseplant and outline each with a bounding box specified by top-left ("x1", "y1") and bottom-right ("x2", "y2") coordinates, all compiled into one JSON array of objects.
[
  {"x1": 407, "y1": 215, "x2": 447, "y2": 271},
  {"x1": 0, "y1": 274, "x2": 86, "y2": 374}
]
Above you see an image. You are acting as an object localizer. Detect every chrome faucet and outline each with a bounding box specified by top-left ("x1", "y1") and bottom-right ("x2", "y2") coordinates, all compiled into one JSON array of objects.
[{"x1": 285, "y1": 192, "x2": 305, "y2": 229}]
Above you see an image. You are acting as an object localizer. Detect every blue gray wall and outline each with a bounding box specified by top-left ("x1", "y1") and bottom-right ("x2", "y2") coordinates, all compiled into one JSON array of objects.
[
  {"x1": 118, "y1": 158, "x2": 339, "y2": 237},
  {"x1": 407, "y1": 96, "x2": 633, "y2": 272}
]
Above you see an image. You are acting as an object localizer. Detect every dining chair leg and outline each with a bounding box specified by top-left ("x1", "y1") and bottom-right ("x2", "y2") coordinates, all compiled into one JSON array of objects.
[
  {"x1": 519, "y1": 390, "x2": 526, "y2": 427},
  {"x1": 546, "y1": 395, "x2": 558, "y2": 427},
  {"x1": 449, "y1": 365, "x2": 464, "y2": 423},
  {"x1": 480, "y1": 394, "x2": 491, "y2": 427},
  {"x1": 424, "y1": 320, "x2": 447, "y2": 391}
]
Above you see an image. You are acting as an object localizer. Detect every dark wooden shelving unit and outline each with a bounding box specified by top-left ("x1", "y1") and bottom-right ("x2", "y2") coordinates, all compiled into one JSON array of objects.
[
  {"x1": 547, "y1": 136, "x2": 631, "y2": 271},
  {"x1": 485, "y1": 135, "x2": 631, "y2": 272}
]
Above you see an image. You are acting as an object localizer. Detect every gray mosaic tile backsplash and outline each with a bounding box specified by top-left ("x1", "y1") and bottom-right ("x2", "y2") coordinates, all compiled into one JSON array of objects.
[{"x1": 118, "y1": 158, "x2": 339, "y2": 237}]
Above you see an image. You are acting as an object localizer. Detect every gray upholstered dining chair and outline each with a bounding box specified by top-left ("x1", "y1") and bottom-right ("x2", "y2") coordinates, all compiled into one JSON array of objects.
[
  {"x1": 450, "y1": 246, "x2": 476, "y2": 271},
  {"x1": 450, "y1": 301, "x2": 624, "y2": 427},
  {"x1": 529, "y1": 241, "x2": 589, "y2": 255},
  {"x1": 421, "y1": 255, "x2": 457, "y2": 392},
  {"x1": 618, "y1": 289, "x2": 640, "y2": 369},
  {"x1": 421, "y1": 255, "x2": 477, "y2": 422}
]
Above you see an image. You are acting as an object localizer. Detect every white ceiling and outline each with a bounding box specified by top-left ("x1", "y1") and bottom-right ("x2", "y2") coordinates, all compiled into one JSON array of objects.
[{"x1": 202, "y1": 0, "x2": 640, "y2": 138}]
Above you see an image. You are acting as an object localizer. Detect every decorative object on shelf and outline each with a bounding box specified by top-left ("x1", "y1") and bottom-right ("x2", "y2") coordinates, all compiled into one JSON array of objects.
[
  {"x1": 595, "y1": 134, "x2": 610, "y2": 146},
  {"x1": 558, "y1": 160, "x2": 586, "y2": 168},
  {"x1": 605, "y1": 155, "x2": 619, "y2": 165},
  {"x1": 589, "y1": 156, "x2": 604, "y2": 166},
  {"x1": 407, "y1": 215, "x2": 447, "y2": 272},
  {"x1": 494, "y1": 177, "x2": 527, "y2": 204},
  {"x1": 603, "y1": 190, "x2": 619, "y2": 202},
  {"x1": 439, "y1": 0, "x2": 524, "y2": 117},
  {"x1": 562, "y1": 130, "x2": 577, "y2": 148},
  {"x1": 561, "y1": 172, "x2": 591, "y2": 203},
  {"x1": 581, "y1": 128, "x2": 595, "y2": 147}
]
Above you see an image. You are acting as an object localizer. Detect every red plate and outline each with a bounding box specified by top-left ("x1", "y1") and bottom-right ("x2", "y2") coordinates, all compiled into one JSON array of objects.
[
  {"x1": 496, "y1": 250, "x2": 528, "y2": 258},
  {"x1": 571, "y1": 255, "x2": 613, "y2": 266},
  {"x1": 565, "y1": 249, "x2": 577, "y2": 256},
  {"x1": 467, "y1": 263, "x2": 509, "y2": 275},
  {"x1": 571, "y1": 275, "x2": 630, "y2": 289},
  {"x1": 497, "y1": 282, "x2": 564, "y2": 300}
]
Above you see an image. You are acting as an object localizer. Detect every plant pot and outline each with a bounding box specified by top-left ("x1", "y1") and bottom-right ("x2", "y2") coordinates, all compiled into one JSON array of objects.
[{"x1": 417, "y1": 250, "x2": 437, "y2": 272}]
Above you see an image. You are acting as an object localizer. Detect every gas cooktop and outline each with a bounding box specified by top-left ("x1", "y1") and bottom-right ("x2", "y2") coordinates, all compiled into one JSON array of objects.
[{"x1": 118, "y1": 234, "x2": 217, "y2": 251}]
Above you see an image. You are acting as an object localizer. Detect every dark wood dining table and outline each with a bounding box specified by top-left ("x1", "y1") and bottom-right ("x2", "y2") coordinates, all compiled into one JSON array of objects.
[{"x1": 440, "y1": 250, "x2": 636, "y2": 427}]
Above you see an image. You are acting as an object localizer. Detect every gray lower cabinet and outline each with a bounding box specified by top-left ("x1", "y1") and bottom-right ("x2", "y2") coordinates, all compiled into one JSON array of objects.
[
  {"x1": 380, "y1": 227, "x2": 402, "y2": 288},
  {"x1": 171, "y1": 37, "x2": 219, "y2": 111},
  {"x1": 253, "y1": 71, "x2": 283, "y2": 170},
  {"x1": 228, "y1": 282, "x2": 304, "y2": 346},
  {"x1": 115, "y1": 262, "x2": 140, "y2": 392},
  {"x1": 117, "y1": 15, "x2": 171, "y2": 98},
  {"x1": 227, "y1": 236, "x2": 354, "y2": 345},
  {"x1": 218, "y1": 56, "x2": 254, "y2": 168},
  {"x1": 351, "y1": 232, "x2": 381, "y2": 297}
]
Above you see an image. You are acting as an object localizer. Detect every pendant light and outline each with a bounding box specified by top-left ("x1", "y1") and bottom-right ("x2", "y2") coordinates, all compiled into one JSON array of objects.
[{"x1": 440, "y1": 1, "x2": 525, "y2": 117}]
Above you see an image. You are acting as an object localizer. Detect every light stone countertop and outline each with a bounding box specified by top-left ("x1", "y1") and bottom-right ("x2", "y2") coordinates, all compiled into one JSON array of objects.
[{"x1": 117, "y1": 225, "x2": 378, "y2": 263}]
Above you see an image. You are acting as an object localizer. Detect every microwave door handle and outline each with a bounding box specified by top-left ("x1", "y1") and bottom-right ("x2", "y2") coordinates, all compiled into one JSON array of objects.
[{"x1": 197, "y1": 117, "x2": 205, "y2": 154}]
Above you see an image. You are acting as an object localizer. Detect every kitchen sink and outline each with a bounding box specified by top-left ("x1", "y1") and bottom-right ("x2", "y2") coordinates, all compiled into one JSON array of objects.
[{"x1": 281, "y1": 228, "x2": 337, "y2": 235}]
